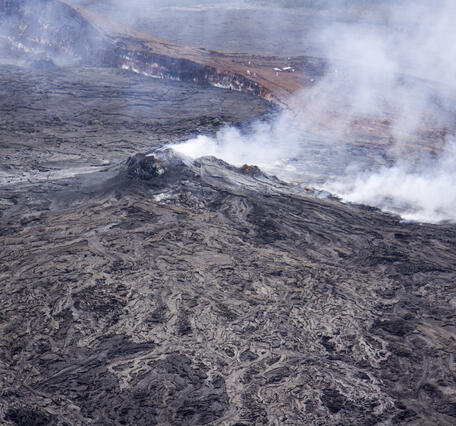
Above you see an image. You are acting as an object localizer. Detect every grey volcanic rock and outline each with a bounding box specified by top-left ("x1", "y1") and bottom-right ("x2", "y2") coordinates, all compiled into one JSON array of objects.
[
  {"x1": 126, "y1": 154, "x2": 166, "y2": 180},
  {"x1": 0, "y1": 64, "x2": 456, "y2": 425},
  {"x1": 0, "y1": 64, "x2": 270, "y2": 187},
  {"x1": 2, "y1": 146, "x2": 456, "y2": 424}
]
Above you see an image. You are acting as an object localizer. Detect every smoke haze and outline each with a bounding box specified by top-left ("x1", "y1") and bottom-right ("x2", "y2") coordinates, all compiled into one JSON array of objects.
[
  {"x1": 171, "y1": 0, "x2": 456, "y2": 223},
  {"x1": 2, "y1": 0, "x2": 456, "y2": 223},
  {"x1": 70, "y1": 0, "x2": 330, "y2": 56},
  {"x1": 326, "y1": 140, "x2": 456, "y2": 223}
]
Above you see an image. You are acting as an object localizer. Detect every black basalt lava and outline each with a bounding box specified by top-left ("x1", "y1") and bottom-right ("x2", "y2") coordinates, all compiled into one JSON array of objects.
[
  {"x1": 2, "y1": 143, "x2": 456, "y2": 424},
  {"x1": 1, "y1": 52, "x2": 456, "y2": 426},
  {"x1": 126, "y1": 154, "x2": 165, "y2": 180}
]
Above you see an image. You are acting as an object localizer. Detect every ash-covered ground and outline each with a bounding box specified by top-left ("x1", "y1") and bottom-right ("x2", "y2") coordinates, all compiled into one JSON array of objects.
[{"x1": 1, "y1": 60, "x2": 456, "y2": 426}]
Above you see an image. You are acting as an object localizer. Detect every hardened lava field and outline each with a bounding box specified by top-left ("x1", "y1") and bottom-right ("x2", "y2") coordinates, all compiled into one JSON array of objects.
[{"x1": 1, "y1": 1, "x2": 456, "y2": 425}]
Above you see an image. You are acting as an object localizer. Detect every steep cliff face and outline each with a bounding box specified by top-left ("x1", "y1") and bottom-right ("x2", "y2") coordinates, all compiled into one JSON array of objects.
[
  {"x1": 0, "y1": 0, "x2": 104, "y2": 61},
  {"x1": 1, "y1": 0, "x2": 453, "y2": 157},
  {"x1": 0, "y1": 0, "x2": 323, "y2": 106}
]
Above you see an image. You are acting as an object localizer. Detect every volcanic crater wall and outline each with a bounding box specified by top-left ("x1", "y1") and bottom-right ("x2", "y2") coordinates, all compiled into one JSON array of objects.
[
  {"x1": 103, "y1": 45, "x2": 272, "y2": 100},
  {"x1": 0, "y1": 0, "x2": 277, "y2": 103},
  {"x1": 0, "y1": 0, "x2": 104, "y2": 60}
]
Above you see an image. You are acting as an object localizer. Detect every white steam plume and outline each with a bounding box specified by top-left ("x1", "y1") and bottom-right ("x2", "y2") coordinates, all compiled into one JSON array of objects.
[
  {"x1": 172, "y1": 0, "x2": 456, "y2": 224},
  {"x1": 326, "y1": 141, "x2": 456, "y2": 223},
  {"x1": 173, "y1": 113, "x2": 303, "y2": 169}
]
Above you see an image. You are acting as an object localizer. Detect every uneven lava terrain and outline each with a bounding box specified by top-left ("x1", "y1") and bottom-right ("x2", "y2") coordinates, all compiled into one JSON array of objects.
[
  {"x1": 1, "y1": 62, "x2": 456, "y2": 425},
  {"x1": 2, "y1": 0, "x2": 454, "y2": 159},
  {"x1": 1, "y1": 1, "x2": 456, "y2": 426},
  {"x1": 0, "y1": 63, "x2": 270, "y2": 186}
]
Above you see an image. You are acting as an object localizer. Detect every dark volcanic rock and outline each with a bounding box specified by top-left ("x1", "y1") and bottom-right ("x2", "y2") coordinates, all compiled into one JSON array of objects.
[
  {"x1": 1, "y1": 60, "x2": 456, "y2": 426},
  {"x1": 5, "y1": 407, "x2": 52, "y2": 426},
  {"x1": 240, "y1": 164, "x2": 262, "y2": 177},
  {"x1": 321, "y1": 388, "x2": 347, "y2": 414},
  {"x1": 2, "y1": 146, "x2": 456, "y2": 425},
  {"x1": 126, "y1": 154, "x2": 165, "y2": 180},
  {"x1": 1, "y1": 0, "x2": 104, "y2": 61},
  {"x1": 0, "y1": 64, "x2": 270, "y2": 187}
]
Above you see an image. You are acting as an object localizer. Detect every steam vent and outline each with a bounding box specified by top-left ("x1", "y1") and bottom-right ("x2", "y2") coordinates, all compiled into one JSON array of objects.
[{"x1": 1, "y1": 1, "x2": 456, "y2": 425}]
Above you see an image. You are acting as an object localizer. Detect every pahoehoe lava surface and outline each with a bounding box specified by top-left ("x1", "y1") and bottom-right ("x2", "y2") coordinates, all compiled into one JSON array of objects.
[
  {"x1": 0, "y1": 63, "x2": 270, "y2": 186},
  {"x1": 1, "y1": 3, "x2": 456, "y2": 425},
  {"x1": 1, "y1": 64, "x2": 456, "y2": 425}
]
